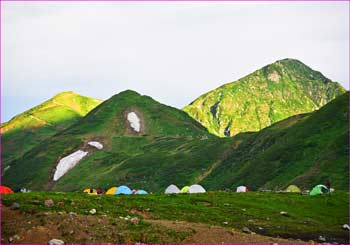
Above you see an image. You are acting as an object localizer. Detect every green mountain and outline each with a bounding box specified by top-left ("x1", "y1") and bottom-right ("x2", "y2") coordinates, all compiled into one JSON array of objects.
[
  {"x1": 200, "y1": 92, "x2": 350, "y2": 190},
  {"x1": 183, "y1": 58, "x2": 346, "y2": 137},
  {"x1": 3, "y1": 90, "x2": 233, "y2": 191},
  {"x1": 2, "y1": 90, "x2": 348, "y2": 192},
  {"x1": 1, "y1": 91, "x2": 102, "y2": 169}
]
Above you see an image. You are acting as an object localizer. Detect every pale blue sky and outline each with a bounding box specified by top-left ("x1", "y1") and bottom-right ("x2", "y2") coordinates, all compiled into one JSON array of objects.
[{"x1": 1, "y1": 2, "x2": 349, "y2": 122}]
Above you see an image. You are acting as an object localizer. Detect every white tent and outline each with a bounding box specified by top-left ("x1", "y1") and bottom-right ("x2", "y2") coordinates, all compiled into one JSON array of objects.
[
  {"x1": 165, "y1": 184, "x2": 180, "y2": 194},
  {"x1": 188, "y1": 184, "x2": 206, "y2": 193},
  {"x1": 236, "y1": 186, "x2": 249, "y2": 192}
]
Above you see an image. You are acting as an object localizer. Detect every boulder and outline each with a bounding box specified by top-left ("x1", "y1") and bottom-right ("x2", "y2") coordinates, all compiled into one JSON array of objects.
[
  {"x1": 48, "y1": 239, "x2": 64, "y2": 245},
  {"x1": 44, "y1": 199, "x2": 54, "y2": 207},
  {"x1": 11, "y1": 202, "x2": 20, "y2": 210}
]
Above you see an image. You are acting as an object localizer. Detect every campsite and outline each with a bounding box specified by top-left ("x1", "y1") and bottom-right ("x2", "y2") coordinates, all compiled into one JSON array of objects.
[
  {"x1": 2, "y1": 2, "x2": 350, "y2": 244},
  {"x1": 1, "y1": 189, "x2": 349, "y2": 244}
]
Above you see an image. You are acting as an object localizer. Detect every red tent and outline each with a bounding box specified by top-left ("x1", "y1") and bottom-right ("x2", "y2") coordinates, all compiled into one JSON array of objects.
[{"x1": 0, "y1": 186, "x2": 14, "y2": 194}]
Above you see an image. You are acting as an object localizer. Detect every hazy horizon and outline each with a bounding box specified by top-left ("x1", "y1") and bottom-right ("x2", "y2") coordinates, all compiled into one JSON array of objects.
[{"x1": 2, "y1": 2, "x2": 349, "y2": 122}]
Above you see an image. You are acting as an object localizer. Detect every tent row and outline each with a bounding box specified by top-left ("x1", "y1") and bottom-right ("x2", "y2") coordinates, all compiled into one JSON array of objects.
[
  {"x1": 165, "y1": 184, "x2": 206, "y2": 194},
  {"x1": 83, "y1": 185, "x2": 148, "y2": 195},
  {"x1": 285, "y1": 184, "x2": 334, "y2": 196}
]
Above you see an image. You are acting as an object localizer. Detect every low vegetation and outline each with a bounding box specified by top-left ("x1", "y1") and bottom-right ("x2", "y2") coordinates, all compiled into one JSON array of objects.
[{"x1": 2, "y1": 191, "x2": 349, "y2": 243}]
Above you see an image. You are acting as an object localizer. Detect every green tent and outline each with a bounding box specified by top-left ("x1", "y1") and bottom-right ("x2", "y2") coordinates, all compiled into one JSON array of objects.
[
  {"x1": 310, "y1": 184, "x2": 328, "y2": 196},
  {"x1": 286, "y1": 185, "x2": 301, "y2": 193},
  {"x1": 180, "y1": 186, "x2": 190, "y2": 193}
]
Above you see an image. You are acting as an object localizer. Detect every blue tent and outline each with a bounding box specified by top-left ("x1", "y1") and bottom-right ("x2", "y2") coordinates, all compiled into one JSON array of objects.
[
  {"x1": 115, "y1": 185, "x2": 132, "y2": 195},
  {"x1": 135, "y1": 190, "x2": 148, "y2": 194}
]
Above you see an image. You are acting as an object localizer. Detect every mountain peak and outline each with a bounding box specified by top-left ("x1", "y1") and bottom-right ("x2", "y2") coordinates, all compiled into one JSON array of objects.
[
  {"x1": 184, "y1": 59, "x2": 345, "y2": 137},
  {"x1": 53, "y1": 91, "x2": 77, "y2": 98}
]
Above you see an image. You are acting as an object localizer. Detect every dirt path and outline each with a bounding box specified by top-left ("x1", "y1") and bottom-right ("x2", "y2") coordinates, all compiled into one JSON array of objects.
[{"x1": 147, "y1": 219, "x2": 307, "y2": 244}]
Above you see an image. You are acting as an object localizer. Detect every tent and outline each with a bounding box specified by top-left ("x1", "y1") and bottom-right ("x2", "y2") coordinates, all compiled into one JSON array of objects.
[
  {"x1": 0, "y1": 186, "x2": 14, "y2": 194},
  {"x1": 105, "y1": 187, "x2": 118, "y2": 195},
  {"x1": 115, "y1": 185, "x2": 132, "y2": 195},
  {"x1": 180, "y1": 186, "x2": 190, "y2": 193},
  {"x1": 286, "y1": 185, "x2": 301, "y2": 193},
  {"x1": 310, "y1": 184, "x2": 328, "y2": 196},
  {"x1": 83, "y1": 188, "x2": 97, "y2": 195},
  {"x1": 236, "y1": 186, "x2": 249, "y2": 192},
  {"x1": 188, "y1": 184, "x2": 206, "y2": 193},
  {"x1": 135, "y1": 190, "x2": 148, "y2": 195},
  {"x1": 165, "y1": 184, "x2": 180, "y2": 194}
]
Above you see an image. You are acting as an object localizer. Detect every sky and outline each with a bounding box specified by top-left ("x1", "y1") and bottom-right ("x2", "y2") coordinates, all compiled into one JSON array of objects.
[{"x1": 1, "y1": 2, "x2": 349, "y2": 122}]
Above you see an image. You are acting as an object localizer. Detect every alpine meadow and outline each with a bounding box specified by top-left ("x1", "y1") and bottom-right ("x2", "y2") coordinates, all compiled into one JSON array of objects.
[{"x1": 1, "y1": 56, "x2": 349, "y2": 243}]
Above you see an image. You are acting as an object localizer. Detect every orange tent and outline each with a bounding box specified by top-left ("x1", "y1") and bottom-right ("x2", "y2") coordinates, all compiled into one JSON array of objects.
[{"x1": 0, "y1": 186, "x2": 14, "y2": 194}]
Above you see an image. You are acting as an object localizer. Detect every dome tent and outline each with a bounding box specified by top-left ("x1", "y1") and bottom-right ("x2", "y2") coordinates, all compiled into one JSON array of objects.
[
  {"x1": 83, "y1": 188, "x2": 97, "y2": 195},
  {"x1": 115, "y1": 185, "x2": 132, "y2": 195},
  {"x1": 285, "y1": 185, "x2": 301, "y2": 193},
  {"x1": 165, "y1": 184, "x2": 180, "y2": 194},
  {"x1": 310, "y1": 184, "x2": 328, "y2": 196},
  {"x1": 135, "y1": 190, "x2": 148, "y2": 194},
  {"x1": 188, "y1": 184, "x2": 206, "y2": 193},
  {"x1": 105, "y1": 187, "x2": 118, "y2": 195},
  {"x1": 236, "y1": 186, "x2": 249, "y2": 192},
  {"x1": 180, "y1": 186, "x2": 190, "y2": 193},
  {"x1": 0, "y1": 186, "x2": 14, "y2": 194}
]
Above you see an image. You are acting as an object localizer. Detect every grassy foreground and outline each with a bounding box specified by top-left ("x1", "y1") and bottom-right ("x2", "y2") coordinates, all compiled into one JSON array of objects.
[{"x1": 2, "y1": 191, "x2": 349, "y2": 243}]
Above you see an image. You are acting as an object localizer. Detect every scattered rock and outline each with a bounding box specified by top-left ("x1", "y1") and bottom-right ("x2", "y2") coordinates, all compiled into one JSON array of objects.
[
  {"x1": 44, "y1": 199, "x2": 54, "y2": 207},
  {"x1": 318, "y1": 236, "x2": 326, "y2": 242},
  {"x1": 280, "y1": 211, "x2": 289, "y2": 216},
  {"x1": 69, "y1": 230, "x2": 74, "y2": 235},
  {"x1": 11, "y1": 202, "x2": 20, "y2": 210},
  {"x1": 49, "y1": 239, "x2": 64, "y2": 245},
  {"x1": 69, "y1": 212, "x2": 77, "y2": 216},
  {"x1": 242, "y1": 227, "x2": 251, "y2": 234},
  {"x1": 8, "y1": 235, "x2": 20, "y2": 242},
  {"x1": 223, "y1": 221, "x2": 228, "y2": 225},
  {"x1": 248, "y1": 219, "x2": 254, "y2": 223},
  {"x1": 57, "y1": 201, "x2": 64, "y2": 206},
  {"x1": 224, "y1": 203, "x2": 230, "y2": 206},
  {"x1": 89, "y1": 209, "x2": 96, "y2": 215},
  {"x1": 242, "y1": 208, "x2": 246, "y2": 212},
  {"x1": 258, "y1": 226, "x2": 264, "y2": 230},
  {"x1": 130, "y1": 217, "x2": 139, "y2": 225},
  {"x1": 342, "y1": 224, "x2": 350, "y2": 230}
]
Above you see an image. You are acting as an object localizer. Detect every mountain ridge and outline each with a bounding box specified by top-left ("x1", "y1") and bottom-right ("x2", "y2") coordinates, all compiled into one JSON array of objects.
[{"x1": 183, "y1": 58, "x2": 346, "y2": 137}]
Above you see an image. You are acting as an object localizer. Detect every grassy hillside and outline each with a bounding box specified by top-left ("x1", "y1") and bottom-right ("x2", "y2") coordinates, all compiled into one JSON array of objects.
[
  {"x1": 200, "y1": 92, "x2": 349, "y2": 190},
  {"x1": 3, "y1": 90, "x2": 235, "y2": 191},
  {"x1": 1, "y1": 92, "x2": 102, "y2": 169},
  {"x1": 2, "y1": 90, "x2": 348, "y2": 192},
  {"x1": 2, "y1": 191, "x2": 349, "y2": 244},
  {"x1": 183, "y1": 58, "x2": 346, "y2": 137}
]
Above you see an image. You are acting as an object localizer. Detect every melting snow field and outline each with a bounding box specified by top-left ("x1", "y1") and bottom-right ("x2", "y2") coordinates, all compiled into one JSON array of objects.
[
  {"x1": 127, "y1": 112, "x2": 141, "y2": 132},
  {"x1": 88, "y1": 141, "x2": 103, "y2": 150},
  {"x1": 53, "y1": 150, "x2": 88, "y2": 181}
]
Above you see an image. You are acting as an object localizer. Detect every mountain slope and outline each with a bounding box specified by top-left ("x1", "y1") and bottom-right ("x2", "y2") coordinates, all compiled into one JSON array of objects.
[
  {"x1": 3, "y1": 90, "x2": 348, "y2": 192},
  {"x1": 200, "y1": 92, "x2": 349, "y2": 190},
  {"x1": 1, "y1": 91, "x2": 102, "y2": 168},
  {"x1": 183, "y1": 58, "x2": 346, "y2": 137},
  {"x1": 3, "y1": 90, "x2": 235, "y2": 191}
]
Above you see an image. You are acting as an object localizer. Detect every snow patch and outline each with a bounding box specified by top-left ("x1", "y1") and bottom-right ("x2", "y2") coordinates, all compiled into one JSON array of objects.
[
  {"x1": 127, "y1": 112, "x2": 141, "y2": 132},
  {"x1": 53, "y1": 150, "x2": 88, "y2": 181},
  {"x1": 88, "y1": 141, "x2": 103, "y2": 150}
]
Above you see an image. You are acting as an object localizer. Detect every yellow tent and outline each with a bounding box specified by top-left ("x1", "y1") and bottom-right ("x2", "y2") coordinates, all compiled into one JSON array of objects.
[
  {"x1": 105, "y1": 187, "x2": 118, "y2": 195},
  {"x1": 83, "y1": 188, "x2": 97, "y2": 195},
  {"x1": 285, "y1": 185, "x2": 301, "y2": 193}
]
